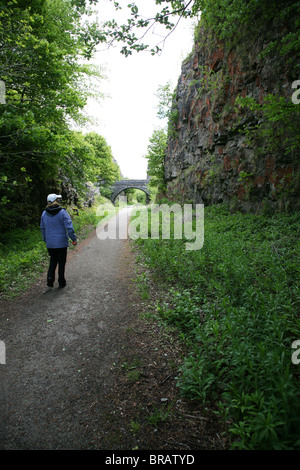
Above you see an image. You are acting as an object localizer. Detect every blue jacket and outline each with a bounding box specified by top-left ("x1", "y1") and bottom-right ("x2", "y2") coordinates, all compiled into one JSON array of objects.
[{"x1": 40, "y1": 205, "x2": 76, "y2": 248}]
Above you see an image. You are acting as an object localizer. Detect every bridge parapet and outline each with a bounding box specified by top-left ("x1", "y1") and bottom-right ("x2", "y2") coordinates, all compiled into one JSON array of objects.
[{"x1": 111, "y1": 179, "x2": 151, "y2": 203}]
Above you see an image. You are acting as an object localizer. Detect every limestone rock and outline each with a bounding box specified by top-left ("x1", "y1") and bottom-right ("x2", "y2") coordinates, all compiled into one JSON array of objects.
[{"x1": 165, "y1": 22, "x2": 299, "y2": 213}]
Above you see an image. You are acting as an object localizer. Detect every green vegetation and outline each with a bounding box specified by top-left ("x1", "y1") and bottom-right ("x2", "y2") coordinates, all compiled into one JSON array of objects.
[
  {"x1": 147, "y1": 401, "x2": 173, "y2": 427},
  {"x1": 99, "y1": 0, "x2": 299, "y2": 62},
  {"x1": 145, "y1": 82, "x2": 176, "y2": 200},
  {"x1": 154, "y1": 81, "x2": 178, "y2": 138},
  {"x1": 1, "y1": 0, "x2": 299, "y2": 450},
  {"x1": 134, "y1": 203, "x2": 300, "y2": 449},
  {"x1": 138, "y1": 2, "x2": 299, "y2": 207},
  {"x1": 234, "y1": 94, "x2": 300, "y2": 159},
  {"x1": 145, "y1": 129, "x2": 167, "y2": 196},
  {"x1": 0, "y1": 0, "x2": 120, "y2": 233},
  {"x1": 115, "y1": 188, "x2": 147, "y2": 206},
  {"x1": 0, "y1": 228, "x2": 48, "y2": 298},
  {"x1": 83, "y1": 132, "x2": 121, "y2": 199}
]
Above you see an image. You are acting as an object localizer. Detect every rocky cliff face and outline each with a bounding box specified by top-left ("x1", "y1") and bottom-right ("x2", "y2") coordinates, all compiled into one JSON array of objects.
[{"x1": 165, "y1": 22, "x2": 299, "y2": 213}]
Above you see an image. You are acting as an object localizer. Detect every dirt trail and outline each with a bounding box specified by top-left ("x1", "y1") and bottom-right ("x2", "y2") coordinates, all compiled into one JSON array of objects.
[{"x1": 0, "y1": 208, "x2": 226, "y2": 450}]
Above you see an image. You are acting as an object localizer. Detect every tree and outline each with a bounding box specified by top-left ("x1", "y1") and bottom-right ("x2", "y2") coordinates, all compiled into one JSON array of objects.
[
  {"x1": 145, "y1": 81, "x2": 175, "y2": 196},
  {"x1": 145, "y1": 129, "x2": 167, "y2": 194},
  {"x1": 0, "y1": 0, "x2": 105, "y2": 230},
  {"x1": 101, "y1": 0, "x2": 198, "y2": 56},
  {"x1": 72, "y1": 0, "x2": 299, "y2": 61},
  {"x1": 84, "y1": 132, "x2": 121, "y2": 197},
  {"x1": 155, "y1": 81, "x2": 174, "y2": 122}
]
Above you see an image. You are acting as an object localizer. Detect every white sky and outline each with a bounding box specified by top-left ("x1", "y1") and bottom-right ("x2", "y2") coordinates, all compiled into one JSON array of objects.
[{"x1": 82, "y1": 0, "x2": 195, "y2": 179}]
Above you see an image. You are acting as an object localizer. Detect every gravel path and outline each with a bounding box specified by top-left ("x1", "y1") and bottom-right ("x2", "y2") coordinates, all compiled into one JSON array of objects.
[
  {"x1": 0, "y1": 208, "x2": 138, "y2": 449},
  {"x1": 0, "y1": 207, "x2": 227, "y2": 451}
]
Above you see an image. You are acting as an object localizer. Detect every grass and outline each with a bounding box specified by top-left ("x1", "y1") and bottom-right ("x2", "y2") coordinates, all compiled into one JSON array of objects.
[
  {"x1": 0, "y1": 197, "x2": 108, "y2": 299},
  {"x1": 121, "y1": 357, "x2": 143, "y2": 383},
  {"x1": 133, "y1": 203, "x2": 300, "y2": 450},
  {"x1": 1, "y1": 198, "x2": 299, "y2": 448},
  {"x1": 147, "y1": 402, "x2": 174, "y2": 426}
]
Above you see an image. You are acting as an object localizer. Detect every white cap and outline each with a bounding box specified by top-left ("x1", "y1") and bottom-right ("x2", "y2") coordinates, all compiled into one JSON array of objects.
[{"x1": 47, "y1": 193, "x2": 62, "y2": 203}]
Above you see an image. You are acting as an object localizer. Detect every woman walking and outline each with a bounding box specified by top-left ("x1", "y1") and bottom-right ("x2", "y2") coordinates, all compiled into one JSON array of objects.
[{"x1": 40, "y1": 194, "x2": 77, "y2": 289}]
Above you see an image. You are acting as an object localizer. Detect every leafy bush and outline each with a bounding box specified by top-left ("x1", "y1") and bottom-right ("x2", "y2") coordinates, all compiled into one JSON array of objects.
[
  {"x1": 135, "y1": 204, "x2": 300, "y2": 449},
  {"x1": 0, "y1": 228, "x2": 48, "y2": 296}
]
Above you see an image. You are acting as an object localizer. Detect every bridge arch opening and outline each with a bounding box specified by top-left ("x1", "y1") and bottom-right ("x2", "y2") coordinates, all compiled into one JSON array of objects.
[
  {"x1": 112, "y1": 187, "x2": 151, "y2": 205},
  {"x1": 110, "y1": 179, "x2": 151, "y2": 205}
]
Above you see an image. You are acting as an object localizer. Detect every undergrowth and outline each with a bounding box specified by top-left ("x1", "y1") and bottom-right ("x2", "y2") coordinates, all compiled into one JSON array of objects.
[{"x1": 134, "y1": 203, "x2": 300, "y2": 449}]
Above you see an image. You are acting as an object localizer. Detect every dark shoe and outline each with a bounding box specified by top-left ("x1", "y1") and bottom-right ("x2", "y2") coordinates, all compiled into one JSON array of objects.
[
  {"x1": 47, "y1": 278, "x2": 54, "y2": 287},
  {"x1": 58, "y1": 281, "x2": 66, "y2": 288}
]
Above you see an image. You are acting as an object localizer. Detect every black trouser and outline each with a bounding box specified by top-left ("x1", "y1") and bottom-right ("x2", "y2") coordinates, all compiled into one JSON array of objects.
[{"x1": 47, "y1": 247, "x2": 67, "y2": 287}]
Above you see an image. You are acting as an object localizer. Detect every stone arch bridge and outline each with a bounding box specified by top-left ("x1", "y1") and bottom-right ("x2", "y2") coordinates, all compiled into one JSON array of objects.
[{"x1": 111, "y1": 179, "x2": 151, "y2": 204}]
